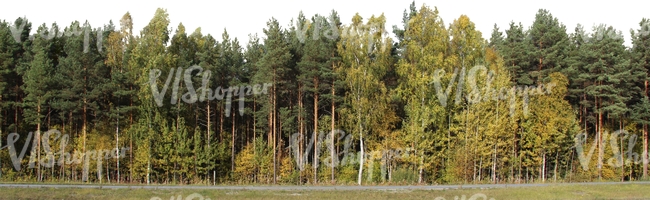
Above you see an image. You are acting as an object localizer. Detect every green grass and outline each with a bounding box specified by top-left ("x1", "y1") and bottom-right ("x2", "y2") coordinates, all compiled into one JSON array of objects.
[{"x1": 0, "y1": 184, "x2": 649, "y2": 199}]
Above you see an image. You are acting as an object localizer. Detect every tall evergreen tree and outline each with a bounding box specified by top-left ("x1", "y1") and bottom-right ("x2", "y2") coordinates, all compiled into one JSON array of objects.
[
  {"x1": 630, "y1": 18, "x2": 650, "y2": 178},
  {"x1": 499, "y1": 22, "x2": 534, "y2": 85},
  {"x1": 19, "y1": 23, "x2": 58, "y2": 181},
  {"x1": 581, "y1": 25, "x2": 630, "y2": 180},
  {"x1": 255, "y1": 18, "x2": 292, "y2": 184},
  {"x1": 527, "y1": 9, "x2": 569, "y2": 84}
]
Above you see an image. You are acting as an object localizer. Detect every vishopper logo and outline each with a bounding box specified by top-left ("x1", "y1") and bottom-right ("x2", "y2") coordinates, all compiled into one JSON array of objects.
[
  {"x1": 585, "y1": 25, "x2": 626, "y2": 42},
  {"x1": 295, "y1": 15, "x2": 339, "y2": 43},
  {"x1": 574, "y1": 129, "x2": 649, "y2": 170},
  {"x1": 150, "y1": 193, "x2": 212, "y2": 200},
  {"x1": 580, "y1": 21, "x2": 650, "y2": 43},
  {"x1": 0, "y1": 129, "x2": 128, "y2": 181},
  {"x1": 9, "y1": 18, "x2": 110, "y2": 53},
  {"x1": 433, "y1": 193, "x2": 495, "y2": 200},
  {"x1": 429, "y1": 65, "x2": 556, "y2": 118},
  {"x1": 290, "y1": 129, "x2": 420, "y2": 182},
  {"x1": 149, "y1": 65, "x2": 271, "y2": 116},
  {"x1": 631, "y1": 20, "x2": 650, "y2": 38},
  {"x1": 295, "y1": 15, "x2": 389, "y2": 53}
]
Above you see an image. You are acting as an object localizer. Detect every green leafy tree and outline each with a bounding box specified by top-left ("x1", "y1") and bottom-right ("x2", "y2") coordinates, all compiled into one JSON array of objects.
[
  {"x1": 128, "y1": 8, "x2": 173, "y2": 184},
  {"x1": 338, "y1": 13, "x2": 395, "y2": 185},
  {"x1": 396, "y1": 5, "x2": 450, "y2": 183}
]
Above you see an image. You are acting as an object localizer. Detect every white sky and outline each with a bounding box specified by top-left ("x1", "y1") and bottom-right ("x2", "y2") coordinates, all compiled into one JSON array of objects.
[{"x1": 1, "y1": 0, "x2": 647, "y2": 47}]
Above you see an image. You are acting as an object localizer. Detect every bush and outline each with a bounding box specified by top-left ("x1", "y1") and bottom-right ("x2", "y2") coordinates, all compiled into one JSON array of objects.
[
  {"x1": 337, "y1": 164, "x2": 358, "y2": 184},
  {"x1": 391, "y1": 166, "x2": 417, "y2": 184}
]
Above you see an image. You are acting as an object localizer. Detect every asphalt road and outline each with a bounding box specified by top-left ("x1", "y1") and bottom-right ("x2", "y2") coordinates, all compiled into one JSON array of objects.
[{"x1": 0, "y1": 181, "x2": 648, "y2": 190}]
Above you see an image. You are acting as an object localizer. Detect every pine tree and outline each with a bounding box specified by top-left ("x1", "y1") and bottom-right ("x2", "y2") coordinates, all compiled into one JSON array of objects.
[
  {"x1": 391, "y1": 0, "x2": 418, "y2": 59},
  {"x1": 255, "y1": 18, "x2": 292, "y2": 184},
  {"x1": 323, "y1": 10, "x2": 343, "y2": 183},
  {"x1": 488, "y1": 24, "x2": 504, "y2": 48},
  {"x1": 564, "y1": 24, "x2": 591, "y2": 127},
  {"x1": 19, "y1": 23, "x2": 57, "y2": 181},
  {"x1": 499, "y1": 22, "x2": 534, "y2": 85},
  {"x1": 0, "y1": 19, "x2": 25, "y2": 146},
  {"x1": 580, "y1": 24, "x2": 630, "y2": 180},
  {"x1": 527, "y1": 9, "x2": 569, "y2": 84},
  {"x1": 2, "y1": 17, "x2": 31, "y2": 137},
  {"x1": 630, "y1": 18, "x2": 650, "y2": 178},
  {"x1": 288, "y1": 11, "x2": 308, "y2": 182},
  {"x1": 297, "y1": 13, "x2": 340, "y2": 183}
]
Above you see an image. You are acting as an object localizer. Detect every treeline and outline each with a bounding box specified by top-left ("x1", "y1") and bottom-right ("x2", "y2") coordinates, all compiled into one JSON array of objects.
[{"x1": 0, "y1": 2, "x2": 649, "y2": 185}]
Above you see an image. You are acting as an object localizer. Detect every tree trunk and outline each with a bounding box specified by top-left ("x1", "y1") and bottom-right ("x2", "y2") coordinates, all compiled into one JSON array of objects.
[
  {"x1": 542, "y1": 153, "x2": 546, "y2": 182},
  {"x1": 298, "y1": 86, "x2": 303, "y2": 183},
  {"x1": 620, "y1": 119, "x2": 624, "y2": 182},
  {"x1": 643, "y1": 81, "x2": 648, "y2": 178},
  {"x1": 208, "y1": 101, "x2": 211, "y2": 147},
  {"x1": 518, "y1": 127, "x2": 523, "y2": 183},
  {"x1": 273, "y1": 69, "x2": 277, "y2": 184},
  {"x1": 358, "y1": 130, "x2": 364, "y2": 185},
  {"x1": 598, "y1": 97, "x2": 603, "y2": 180},
  {"x1": 220, "y1": 105, "x2": 224, "y2": 142},
  {"x1": 231, "y1": 111, "x2": 235, "y2": 172},
  {"x1": 584, "y1": 94, "x2": 588, "y2": 142},
  {"x1": 492, "y1": 142, "x2": 497, "y2": 183},
  {"x1": 253, "y1": 97, "x2": 256, "y2": 154},
  {"x1": 493, "y1": 100, "x2": 498, "y2": 183},
  {"x1": 554, "y1": 151, "x2": 558, "y2": 182},
  {"x1": 331, "y1": 82, "x2": 336, "y2": 183},
  {"x1": 419, "y1": 155, "x2": 424, "y2": 184},
  {"x1": 357, "y1": 105, "x2": 364, "y2": 185},
  {"x1": 313, "y1": 77, "x2": 319, "y2": 184},
  {"x1": 643, "y1": 124, "x2": 648, "y2": 178},
  {"x1": 510, "y1": 128, "x2": 517, "y2": 182},
  {"x1": 129, "y1": 85, "x2": 133, "y2": 183},
  {"x1": 37, "y1": 103, "x2": 42, "y2": 182},
  {"x1": 116, "y1": 108, "x2": 120, "y2": 183},
  {"x1": 82, "y1": 97, "x2": 87, "y2": 182},
  {"x1": 478, "y1": 157, "x2": 482, "y2": 182}
]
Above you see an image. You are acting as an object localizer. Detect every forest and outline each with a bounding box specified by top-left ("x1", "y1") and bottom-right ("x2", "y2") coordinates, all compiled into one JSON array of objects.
[{"x1": 0, "y1": 2, "x2": 649, "y2": 185}]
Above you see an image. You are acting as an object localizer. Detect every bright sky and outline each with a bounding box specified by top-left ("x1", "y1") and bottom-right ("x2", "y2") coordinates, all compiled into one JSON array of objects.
[{"x1": 1, "y1": 0, "x2": 647, "y2": 47}]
